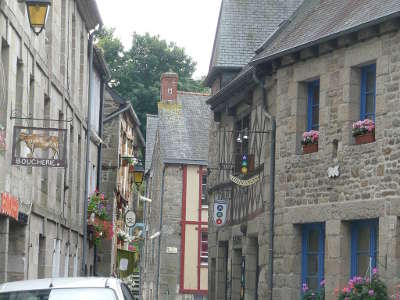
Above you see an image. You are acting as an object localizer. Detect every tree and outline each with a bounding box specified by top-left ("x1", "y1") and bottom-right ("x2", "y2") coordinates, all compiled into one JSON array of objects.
[{"x1": 97, "y1": 29, "x2": 208, "y2": 135}]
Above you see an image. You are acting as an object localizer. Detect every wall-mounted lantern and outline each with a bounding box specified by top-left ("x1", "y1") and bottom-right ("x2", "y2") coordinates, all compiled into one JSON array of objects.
[{"x1": 26, "y1": 0, "x2": 51, "y2": 35}]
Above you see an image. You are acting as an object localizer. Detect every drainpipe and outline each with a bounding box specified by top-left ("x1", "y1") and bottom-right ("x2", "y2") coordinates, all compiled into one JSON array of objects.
[
  {"x1": 155, "y1": 165, "x2": 166, "y2": 300},
  {"x1": 82, "y1": 28, "x2": 100, "y2": 275},
  {"x1": 252, "y1": 69, "x2": 276, "y2": 300}
]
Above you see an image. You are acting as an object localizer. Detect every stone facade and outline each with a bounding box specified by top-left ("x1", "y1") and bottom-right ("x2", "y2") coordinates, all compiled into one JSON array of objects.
[
  {"x1": 99, "y1": 87, "x2": 144, "y2": 276},
  {"x1": 207, "y1": 1, "x2": 400, "y2": 300},
  {"x1": 0, "y1": 0, "x2": 105, "y2": 281},
  {"x1": 143, "y1": 74, "x2": 210, "y2": 299}
]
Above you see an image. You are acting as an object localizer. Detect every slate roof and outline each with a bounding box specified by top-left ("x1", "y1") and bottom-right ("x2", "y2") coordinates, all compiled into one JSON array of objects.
[
  {"x1": 145, "y1": 92, "x2": 211, "y2": 170},
  {"x1": 209, "y1": 0, "x2": 303, "y2": 71},
  {"x1": 145, "y1": 115, "x2": 159, "y2": 172},
  {"x1": 252, "y1": 0, "x2": 400, "y2": 65}
]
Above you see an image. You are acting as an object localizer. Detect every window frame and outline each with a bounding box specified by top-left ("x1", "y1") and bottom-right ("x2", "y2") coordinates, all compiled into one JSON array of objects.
[
  {"x1": 360, "y1": 64, "x2": 376, "y2": 121},
  {"x1": 200, "y1": 229, "x2": 208, "y2": 265},
  {"x1": 301, "y1": 223, "x2": 325, "y2": 291},
  {"x1": 307, "y1": 80, "x2": 320, "y2": 131},
  {"x1": 350, "y1": 219, "x2": 378, "y2": 278},
  {"x1": 201, "y1": 173, "x2": 208, "y2": 207}
]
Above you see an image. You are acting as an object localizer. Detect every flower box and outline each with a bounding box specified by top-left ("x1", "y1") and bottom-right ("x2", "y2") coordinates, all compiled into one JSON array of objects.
[
  {"x1": 302, "y1": 130, "x2": 319, "y2": 154},
  {"x1": 352, "y1": 119, "x2": 375, "y2": 145},
  {"x1": 355, "y1": 131, "x2": 375, "y2": 145},
  {"x1": 303, "y1": 143, "x2": 318, "y2": 154}
]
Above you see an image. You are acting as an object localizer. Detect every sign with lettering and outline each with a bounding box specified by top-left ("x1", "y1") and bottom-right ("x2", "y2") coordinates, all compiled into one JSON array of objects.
[
  {"x1": 0, "y1": 192, "x2": 19, "y2": 220},
  {"x1": 213, "y1": 200, "x2": 227, "y2": 227},
  {"x1": 11, "y1": 126, "x2": 67, "y2": 168}
]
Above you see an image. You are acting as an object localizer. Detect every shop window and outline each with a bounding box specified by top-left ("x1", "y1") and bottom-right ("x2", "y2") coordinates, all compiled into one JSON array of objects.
[
  {"x1": 307, "y1": 80, "x2": 320, "y2": 131},
  {"x1": 351, "y1": 219, "x2": 378, "y2": 278},
  {"x1": 360, "y1": 64, "x2": 376, "y2": 121},
  {"x1": 302, "y1": 223, "x2": 325, "y2": 291},
  {"x1": 200, "y1": 230, "x2": 208, "y2": 265}
]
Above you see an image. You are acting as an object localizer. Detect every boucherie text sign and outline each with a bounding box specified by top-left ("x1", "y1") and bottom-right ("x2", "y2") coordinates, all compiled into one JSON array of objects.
[
  {"x1": 0, "y1": 192, "x2": 19, "y2": 220},
  {"x1": 11, "y1": 126, "x2": 67, "y2": 168}
]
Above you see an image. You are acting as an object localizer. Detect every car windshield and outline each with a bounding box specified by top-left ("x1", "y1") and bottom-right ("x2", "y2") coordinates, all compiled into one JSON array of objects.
[{"x1": 0, "y1": 288, "x2": 117, "y2": 300}]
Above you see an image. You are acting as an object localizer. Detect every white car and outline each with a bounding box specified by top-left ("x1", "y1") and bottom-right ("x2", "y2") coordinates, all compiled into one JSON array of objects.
[{"x1": 0, "y1": 277, "x2": 134, "y2": 300}]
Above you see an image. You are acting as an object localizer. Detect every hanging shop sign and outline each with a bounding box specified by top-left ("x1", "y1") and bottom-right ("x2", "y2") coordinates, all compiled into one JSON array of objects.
[
  {"x1": 11, "y1": 126, "x2": 67, "y2": 168},
  {"x1": 230, "y1": 174, "x2": 260, "y2": 187},
  {"x1": 213, "y1": 200, "x2": 227, "y2": 227},
  {"x1": 0, "y1": 192, "x2": 19, "y2": 220}
]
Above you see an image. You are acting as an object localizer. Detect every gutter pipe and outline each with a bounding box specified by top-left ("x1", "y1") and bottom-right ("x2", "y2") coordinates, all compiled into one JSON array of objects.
[
  {"x1": 252, "y1": 69, "x2": 276, "y2": 300},
  {"x1": 82, "y1": 28, "x2": 100, "y2": 275}
]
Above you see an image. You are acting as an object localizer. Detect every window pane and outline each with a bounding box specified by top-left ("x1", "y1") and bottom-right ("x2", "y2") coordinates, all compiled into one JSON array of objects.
[
  {"x1": 357, "y1": 253, "x2": 370, "y2": 277},
  {"x1": 313, "y1": 85, "x2": 319, "y2": 106},
  {"x1": 49, "y1": 288, "x2": 117, "y2": 300},
  {"x1": 357, "y1": 227, "x2": 370, "y2": 252},
  {"x1": 308, "y1": 229, "x2": 319, "y2": 252},
  {"x1": 312, "y1": 107, "x2": 319, "y2": 129},
  {"x1": 366, "y1": 71, "x2": 375, "y2": 93},
  {"x1": 307, "y1": 277, "x2": 319, "y2": 291},
  {"x1": 307, "y1": 254, "x2": 318, "y2": 275},
  {"x1": 366, "y1": 94, "x2": 374, "y2": 116}
]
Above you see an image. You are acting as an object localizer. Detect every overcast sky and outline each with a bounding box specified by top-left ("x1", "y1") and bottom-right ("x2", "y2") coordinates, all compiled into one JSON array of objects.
[{"x1": 96, "y1": 0, "x2": 222, "y2": 79}]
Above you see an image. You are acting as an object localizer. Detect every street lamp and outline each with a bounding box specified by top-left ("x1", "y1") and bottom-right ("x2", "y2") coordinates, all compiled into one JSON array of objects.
[
  {"x1": 25, "y1": 0, "x2": 51, "y2": 35},
  {"x1": 133, "y1": 164, "x2": 145, "y2": 187}
]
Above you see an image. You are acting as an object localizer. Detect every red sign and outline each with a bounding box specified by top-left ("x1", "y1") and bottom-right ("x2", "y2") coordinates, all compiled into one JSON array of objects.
[{"x1": 0, "y1": 193, "x2": 19, "y2": 220}]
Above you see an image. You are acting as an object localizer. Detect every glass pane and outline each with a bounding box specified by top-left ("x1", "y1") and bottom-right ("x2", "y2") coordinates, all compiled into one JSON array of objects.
[
  {"x1": 307, "y1": 254, "x2": 318, "y2": 275},
  {"x1": 312, "y1": 107, "x2": 319, "y2": 128},
  {"x1": 366, "y1": 71, "x2": 375, "y2": 93},
  {"x1": 313, "y1": 85, "x2": 320, "y2": 105},
  {"x1": 308, "y1": 229, "x2": 319, "y2": 252},
  {"x1": 357, "y1": 227, "x2": 370, "y2": 252},
  {"x1": 307, "y1": 277, "x2": 319, "y2": 291},
  {"x1": 357, "y1": 254, "x2": 370, "y2": 277},
  {"x1": 0, "y1": 290, "x2": 51, "y2": 300},
  {"x1": 366, "y1": 94, "x2": 375, "y2": 115}
]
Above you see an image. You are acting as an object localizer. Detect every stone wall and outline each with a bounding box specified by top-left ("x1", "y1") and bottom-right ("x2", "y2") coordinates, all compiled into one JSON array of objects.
[
  {"x1": 273, "y1": 29, "x2": 400, "y2": 299},
  {"x1": 0, "y1": 0, "x2": 99, "y2": 281}
]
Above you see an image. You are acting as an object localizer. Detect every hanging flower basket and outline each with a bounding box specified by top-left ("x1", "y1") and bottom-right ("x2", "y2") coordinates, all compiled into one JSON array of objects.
[
  {"x1": 352, "y1": 119, "x2": 375, "y2": 145},
  {"x1": 129, "y1": 165, "x2": 135, "y2": 173},
  {"x1": 301, "y1": 130, "x2": 319, "y2": 154}
]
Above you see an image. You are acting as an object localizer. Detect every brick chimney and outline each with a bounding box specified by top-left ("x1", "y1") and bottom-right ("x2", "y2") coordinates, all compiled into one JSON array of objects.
[{"x1": 160, "y1": 72, "x2": 178, "y2": 103}]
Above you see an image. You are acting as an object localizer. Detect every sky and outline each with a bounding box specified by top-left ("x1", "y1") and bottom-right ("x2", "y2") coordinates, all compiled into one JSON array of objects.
[{"x1": 96, "y1": 0, "x2": 222, "y2": 79}]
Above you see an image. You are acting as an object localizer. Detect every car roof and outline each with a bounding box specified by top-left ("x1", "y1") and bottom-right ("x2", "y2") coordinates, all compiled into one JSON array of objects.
[{"x1": 0, "y1": 277, "x2": 121, "y2": 293}]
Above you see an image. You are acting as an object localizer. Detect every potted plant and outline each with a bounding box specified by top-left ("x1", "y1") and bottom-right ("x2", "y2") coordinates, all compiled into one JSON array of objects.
[
  {"x1": 336, "y1": 268, "x2": 388, "y2": 300},
  {"x1": 302, "y1": 130, "x2": 319, "y2": 154},
  {"x1": 352, "y1": 119, "x2": 375, "y2": 145},
  {"x1": 302, "y1": 281, "x2": 325, "y2": 300},
  {"x1": 121, "y1": 157, "x2": 133, "y2": 167},
  {"x1": 87, "y1": 190, "x2": 112, "y2": 246}
]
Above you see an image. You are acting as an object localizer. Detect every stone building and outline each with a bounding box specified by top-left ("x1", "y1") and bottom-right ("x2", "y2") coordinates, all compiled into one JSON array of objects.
[
  {"x1": 99, "y1": 86, "x2": 145, "y2": 276},
  {"x1": 142, "y1": 73, "x2": 210, "y2": 299},
  {"x1": 0, "y1": 0, "x2": 108, "y2": 281},
  {"x1": 205, "y1": 0, "x2": 302, "y2": 299},
  {"x1": 206, "y1": 0, "x2": 400, "y2": 299}
]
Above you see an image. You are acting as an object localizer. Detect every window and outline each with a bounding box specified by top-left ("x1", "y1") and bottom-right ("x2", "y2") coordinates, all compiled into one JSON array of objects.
[
  {"x1": 351, "y1": 219, "x2": 378, "y2": 278},
  {"x1": 302, "y1": 223, "x2": 325, "y2": 291},
  {"x1": 360, "y1": 64, "x2": 376, "y2": 121},
  {"x1": 307, "y1": 80, "x2": 320, "y2": 131},
  {"x1": 201, "y1": 173, "x2": 207, "y2": 206},
  {"x1": 200, "y1": 230, "x2": 208, "y2": 265}
]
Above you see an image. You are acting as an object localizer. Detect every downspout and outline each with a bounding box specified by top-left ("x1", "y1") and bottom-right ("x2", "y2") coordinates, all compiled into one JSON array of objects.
[
  {"x1": 82, "y1": 28, "x2": 100, "y2": 275},
  {"x1": 139, "y1": 172, "x2": 150, "y2": 300},
  {"x1": 252, "y1": 69, "x2": 276, "y2": 300},
  {"x1": 155, "y1": 165, "x2": 166, "y2": 300},
  {"x1": 94, "y1": 76, "x2": 106, "y2": 276}
]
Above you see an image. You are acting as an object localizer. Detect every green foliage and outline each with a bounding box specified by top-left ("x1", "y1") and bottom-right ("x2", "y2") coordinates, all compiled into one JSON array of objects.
[{"x1": 97, "y1": 29, "x2": 209, "y2": 135}]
